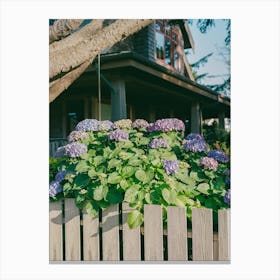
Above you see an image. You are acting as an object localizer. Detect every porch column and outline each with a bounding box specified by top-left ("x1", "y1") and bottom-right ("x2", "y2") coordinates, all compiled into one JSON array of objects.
[
  {"x1": 191, "y1": 101, "x2": 201, "y2": 134},
  {"x1": 111, "y1": 79, "x2": 127, "y2": 121},
  {"x1": 218, "y1": 111, "x2": 225, "y2": 129}
]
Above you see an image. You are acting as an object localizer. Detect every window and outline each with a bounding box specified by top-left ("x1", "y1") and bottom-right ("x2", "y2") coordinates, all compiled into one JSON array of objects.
[{"x1": 155, "y1": 20, "x2": 180, "y2": 70}]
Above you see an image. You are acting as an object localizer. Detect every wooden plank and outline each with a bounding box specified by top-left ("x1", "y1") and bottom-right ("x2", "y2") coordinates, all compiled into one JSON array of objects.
[
  {"x1": 49, "y1": 200, "x2": 63, "y2": 261},
  {"x1": 218, "y1": 209, "x2": 230, "y2": 261},
  {"x1": 167, "y1": 206, "x2": 187, "y2": 260},
  {"x1": 102, "y1": 204, "x2": 120, "y2": 261},
  {"x1": 192, "y1": 208, "x2": 213, "y2": 261},
  {"x1": 64, "y1": 198, "x2": 81, "y2": 260},
  {"x1": 213, "y1": 238, "x2": 219, "y2": 261},
  {"x1": 82, "y1": 209, "x2": 100, "y2": 261},
  {"x1": 144, "y1": 205, "x2": 163, "y2": 261},
  {"x1": 122, "y1": 203, "x2": 141, "y2": 261}
]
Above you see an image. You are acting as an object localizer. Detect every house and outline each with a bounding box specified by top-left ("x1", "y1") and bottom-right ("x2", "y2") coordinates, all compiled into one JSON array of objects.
[{"x1": 49, "y1": 19, "x2": 230, "y2": 154}]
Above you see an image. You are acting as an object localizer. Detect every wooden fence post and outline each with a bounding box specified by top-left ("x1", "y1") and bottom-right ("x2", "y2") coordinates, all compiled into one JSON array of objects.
[{"x1": 218, "y1": 209, "x2": 230, "y2": 261}]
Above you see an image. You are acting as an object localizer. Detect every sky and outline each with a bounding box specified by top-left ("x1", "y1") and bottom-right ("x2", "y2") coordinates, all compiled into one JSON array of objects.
[{"x1": 186, "y1": 19, "x2": 230, "y2": 95}]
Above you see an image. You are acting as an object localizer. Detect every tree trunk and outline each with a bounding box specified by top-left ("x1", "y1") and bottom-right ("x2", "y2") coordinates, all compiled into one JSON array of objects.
[
  {"x1": 49, "y1": 19, "x2": 153, "y2": 79},
  {"x1": 49, "y1": 19, "x2": 84, "y2": 44}
]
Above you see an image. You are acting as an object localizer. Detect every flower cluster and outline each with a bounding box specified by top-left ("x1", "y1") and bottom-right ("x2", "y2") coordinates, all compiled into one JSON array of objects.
[
  {"x1": 49, "y1": 181, "x2": 63, "y2": 198},
  {"x1": 224, "y1": 189, "x2": 231, "y2": 204},
  {"x1": 114, "y1": 119, "x2": 132, "y2": 129},
  {"x1": 207, "y1": 150, "x2": 229, "y2": 163},
  {"x1": 186, "y1": 133, "x2": 204, "y2": 141},
  {"x1": 109, "y1": 129, "x2": 129, "y2": 141},
  {"x1": 53, "y1": 146, "x2": 65, "y2": 158},
  {"x1": 64, "y1": 142, "x2": 88, "y2": 157},
  {"x1": 224, "y1": 169, "x2": 230, "y2": 185},
  {"x1": 68, "y1": 131, "x2": 89, "y2": 142},
  {"x1": 163, "y1": 159, "x2": 179, "y2": 175},
  {"x1": 148, "y1": 118, "x2": 185, "y2": 132},
  {"x1": 149, "y1": 138, "x2": 169, "y2": 149},
  {"x1": 76, "y1": 119, "x2": 99, "y2": 132},
  {"x1": 199, "y1": 157, "x2": 218, "y2": 171},
  {"x1": 98, "y1": 120, "x2": 114, "y2": 131},
  {"x1": 55, "y1": 170, "x2": 67, "y2": 182},
  {"x1": 132, "y1": 119, "x2": 149, "y2": 129},
  {"x1": 183, "y1": 138, "x2": 207, "y2": 153}
]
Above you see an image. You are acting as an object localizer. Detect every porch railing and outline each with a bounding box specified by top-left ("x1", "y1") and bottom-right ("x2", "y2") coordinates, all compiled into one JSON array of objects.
[{"x1": 49, "y1": 138, "x2": 68, "y2": 156}]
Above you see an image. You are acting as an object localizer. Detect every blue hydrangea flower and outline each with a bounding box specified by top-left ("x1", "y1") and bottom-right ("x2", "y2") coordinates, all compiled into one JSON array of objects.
[
  {"x1": 132, "y1": 119, "x2": 149, "y2": 129},
  {"x1": 163, "y1": 159, "x2": 179, "y2": 175},
  {"x1": 199, "y1": 157, "x2": 218, "y2": 171},
  {"x1": 64, "y1": 142, "x2": 88, "y2": 157},
  {"x1": 75, "y1": 119, "x2": 100, "y2": 131},
  {"x1": 53, "y1": 146, "x2": 65, "y2": 158},
  {"x1": 224, "y1": 189, "x2": 231, "y2": 204},
  {"x1": 186, "y1": 133, "x2": 204, "y2": 141},
  {"x1": 149, "y1": 138, "x2": 169, "y2": 149},
  {"x1": 55, "y1": 170, "x2": 67, "y2": 182},
  {"x1": 183, "y1": 139, "x2": 207, "y2": 153},
  {"x1": 49, "y1": 181, "x2": 63, "y2": 198},
  {"x1": 148, "y1": 118, "x2": 185, "y2": 132},
  {"x1": 98, "y1": 120, "x2": 114, "y2": 131},
  {"x1": 207, "y1": 150, "x2": 229, "y2": 163},
  {"x1": 109, "y1": 129, "x2": 129, "y2": 141},
  {"x1": 68, "y1": 131, "x2": 89, "y2": 142}
]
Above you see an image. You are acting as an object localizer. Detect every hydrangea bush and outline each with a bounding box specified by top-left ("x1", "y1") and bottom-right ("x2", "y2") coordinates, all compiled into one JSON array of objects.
[{"x1": 50, "y1": 118, "x2": 230, "y2": 229}]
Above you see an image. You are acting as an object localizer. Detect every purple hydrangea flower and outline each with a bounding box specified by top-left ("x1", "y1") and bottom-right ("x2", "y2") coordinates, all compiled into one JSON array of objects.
[
  {"x1": 64, "y1": 142, "x2": 88, "y2": 157},
  {"x1": 113, "y1": 119, "x2": 132, "y2": 129},
  {"x1": 199, "y1": 157, "x2": 218, "y2": 171},
  {"x1": 225, "y1": 177, "x2": 230, "y2": 185},
  {"x1": 183, "y1": 139, "x2": 207, "y2": 153},
  {"x1": 147, "y1": 123, "x2": 155, "y2": 133},
  {"x1": 109, "y1": 129, "x2": 129, "y2": 141},
  {"x1": 68, "y1": 131, "x2": 89, "y2": 142},
  {"x1": 224, "y1": 189, "x2": 231, "y2": 204},
  {"x1": 132, "y1": 119, "x2": 149, "y2": 129},
  {"x1": 163, "y1": 159, "x2": 179, "y2": 175},
  {"x1": 207, "y1": 150, "x2": 229, "y2": 163},
  {"x1": 53, "y1": 146, "x2": 65, "y2": 158},
  {"x1": 186, "y1": 133, "x2": 204, "y2": 141},
  {"x1": 49, "y1": 181, "x2": 63, "y2": 198},
  {"x1": 98, "y1": 120, "x2": 114, "y2": 131},
  {"x1": 150, "y1": 138, "x2": 169, "y2": 149},
  {"x1": 148, "y1": 118, "x2": 185, "y2": 132},
  {"x1": 75, "y1": 119, "x2": 100, "y2": 131},
  {"x1": 55, "y1": 170, "x2": 67, "y2": 182}
]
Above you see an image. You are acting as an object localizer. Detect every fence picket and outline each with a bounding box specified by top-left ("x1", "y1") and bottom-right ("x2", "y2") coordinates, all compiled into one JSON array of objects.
[
  {"x1": 218, "y1": 209, "x2": 230, "y2": 261},
  {"x1": 167, "y1": 206, "x2": 187, "y2": 260},
  {"x1": 82, "y1": 209, "x2": 100, "y2": 260},
  {"x1": 144, "y1": 205, "x2": 163, "y2": 261},
  {"x1": 192, "y1": 208, "x2": 213, "y2": 261},
  {"x1": 65, "y1": 198, "x2": 81, "y2": 260},
  {"x1": 102, "y1": 204, "x2": 120, "y2": 261},
  {"x1": 49, "y1": 200, "x2": 63, "y2": 261},
  {"x1": 122, "y1": 203, "x2": 141, "y2": 261}
]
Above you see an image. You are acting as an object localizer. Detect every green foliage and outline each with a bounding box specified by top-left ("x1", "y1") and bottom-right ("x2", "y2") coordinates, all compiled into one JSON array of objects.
[{"x1": 50, "y1": 120, "x2": 230, "y2": 229}]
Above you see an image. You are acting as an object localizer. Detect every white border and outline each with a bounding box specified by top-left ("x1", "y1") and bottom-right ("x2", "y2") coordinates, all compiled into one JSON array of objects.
[{"x1": 0, "y1": 0, "x2": 279, "y2": 279}]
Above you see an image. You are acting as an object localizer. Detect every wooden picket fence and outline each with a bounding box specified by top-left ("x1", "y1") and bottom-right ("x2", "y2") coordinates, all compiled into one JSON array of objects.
[{"x1": 49, "y1": 199, "x2": 230, "y2": 262}]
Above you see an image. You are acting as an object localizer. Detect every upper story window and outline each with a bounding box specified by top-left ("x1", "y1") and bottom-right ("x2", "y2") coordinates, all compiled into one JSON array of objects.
[{"x1": 155, "y1": 20, "x2": 180, "y2": 71}]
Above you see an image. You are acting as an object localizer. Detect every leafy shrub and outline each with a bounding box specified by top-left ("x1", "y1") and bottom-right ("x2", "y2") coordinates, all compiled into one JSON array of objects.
[{"x1": 50, "y1": 118, "x2": 230, "y2": 229}]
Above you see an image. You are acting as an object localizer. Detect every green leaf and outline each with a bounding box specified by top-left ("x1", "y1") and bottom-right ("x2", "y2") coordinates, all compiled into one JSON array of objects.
[
  {"x1": 145, "y1": 169, "x2": 154, "y2": 183},
  {"x1": 197, "y1": 183, "x2": 210, "y2": 195},
  {"x1": 127, "y1": 210, "x2": 144, "y2": 229},
  {"x1": 162, "y1": 152, "x2": 177, "y2": 160},
  {"x1": 74, "y1": 174, "x2": 90, "y2": 187},
  {"x1": 139, "y1": 137, "x2": 150, "y2": 145},
  {"x1": 124, "y1": 186, "x2": 139, "y2": 203},
  {"x1": 85, "y1": 201, "x2": 98, "y2": 217},
  {"x1": 63, "y1": 182, "x2": 72, "y2": 195},
  {"x1": 88, "y1": 168, "x2": 97, "y2": 178},
  {"x1": 135, "y1": 169, "x2": 147, "y2": 182},
  {"x1": 128, "y1": 157, "x2": 142, "y2": 167},
  {"x1": 175, "y1": 197, "x2": 185, "y2": 207},
  {"x1": 175, "y1": 173, "x2": 196, "y2": 186},
  {"x1": 121, "y1": 166, "x2": 136, "y2": 178},
  {"x1": 190, "y1": 171, "x2": 204, "y2": 182},
  {"x1": 75, "y1": 194, "x2": 86, "y2": 208},
  {"x1": 107, "y1": 172, "x2": 122, "y2": 184},
  {"x1": 162, "y1": 188, "x2": 176, "y2": 204},
  {"x1": 204, "y1": 170, "x2": 216, "y2": 179},
  {"x1": 108, "y1": 158, "x2": 122, "y2": 170},
  {"x1": 145, "y1": 193, "x2": 152, "y2": 204},
  {"x1": 94, "y1": 156, "x2": 105, "y2": 166},
  {"x1": 205, "y1": 198, "x2": 218, "y2": 209},
  {"x1": 75, "y1": 160, "x2": 89, "y2": 173},
  {"x1": 93, "y1": 185, "x2": 109, "y2": 201},
  {"x1": 106, "y1": 188, "x2": 123, "y2": 204}
]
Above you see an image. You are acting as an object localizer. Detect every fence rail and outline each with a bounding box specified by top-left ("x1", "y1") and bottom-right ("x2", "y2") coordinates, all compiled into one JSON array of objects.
[
  {"x1": 49, "y1": 138, "x2": 68, "y2": 156},
  {"x1": 49, "y1": 199, "x2": 230, "y2": 262}
]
